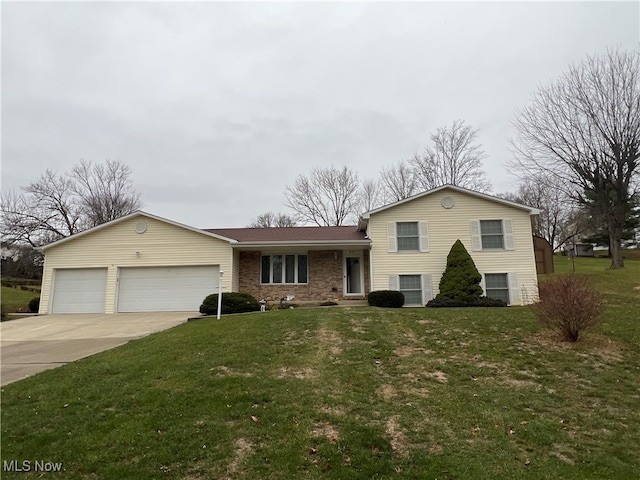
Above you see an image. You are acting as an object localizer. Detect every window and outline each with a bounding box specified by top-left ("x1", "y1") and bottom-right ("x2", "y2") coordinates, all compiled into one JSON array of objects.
[
  {"x1": 485, "y1": 273, "x2": 509, "y2": 304},
  {"x1": 261, "y1": 254, "x2": 308, "y2": 284},
  {"x1": 480, "y1": 220, "x2": 504, "y2": 249},
  {"x1": 399, "y1": 275, "x2": 422, "y2": 305},
  {"x1": 397, "y1": 222, "x2": 419, "y2": 251}
]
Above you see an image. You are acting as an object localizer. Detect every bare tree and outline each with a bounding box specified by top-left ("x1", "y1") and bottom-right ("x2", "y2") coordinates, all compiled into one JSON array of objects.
[
  {"x1": 510, "y1": 49, "x2": 640, "y2": 268},
  {"x1": 71, "y1": 160, "x2": 140, "y2": 226},
  {"x1": 284, "y1": 165, "x2": 360, "y2": 226},
  {"x1": 379, "y1": 159, "x2": 418, "y2": 202},
  {"x1": 357, "y1": 178, "x2": 386, "y2": 213},
  {"x1": 1, "y1": 159, "x2": 141, "y2": 247},
  {"x1": 248, "y1": 212, "x2": 297, "y2": 228},
  {"x1": 412, "y1": 120, "x2": 492, "y2": 193},
  {"x1": 499, "y1": 174, "x2": 575, "y2": 250}
]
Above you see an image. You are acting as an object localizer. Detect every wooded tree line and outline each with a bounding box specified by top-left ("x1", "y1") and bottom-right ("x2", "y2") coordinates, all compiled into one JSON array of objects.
[{"x1": 2, "y1": 49, "x2": 639, "y2": 270}]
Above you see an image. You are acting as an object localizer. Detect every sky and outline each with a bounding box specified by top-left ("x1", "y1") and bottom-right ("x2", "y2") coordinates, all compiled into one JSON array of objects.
[{"x1": 2, "y1": 1, "x2": 639, "y2": 228}]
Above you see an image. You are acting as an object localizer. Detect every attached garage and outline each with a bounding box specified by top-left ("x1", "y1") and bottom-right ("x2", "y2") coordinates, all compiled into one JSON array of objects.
[
  {"x1": 38, "y1": 212, "x2": 234, "y2": 314},
  {"x1": 51, "y1": 268, "x2": 108, "y2": 314},
  {"x1": 117, "y1": 265, "x2": 220, "y2": 312}
]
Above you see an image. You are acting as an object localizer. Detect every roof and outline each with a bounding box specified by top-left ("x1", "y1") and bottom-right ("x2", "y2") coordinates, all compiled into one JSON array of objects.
[
  {"x1": 38, "y1": 210, "x2": 236, "y2": 251},
  {"x1": 204, "y1": 226, "x2": 368, "y2": 245},
  {"x1": 360, "y1": 184, "x2": 541, "y2": 220}
]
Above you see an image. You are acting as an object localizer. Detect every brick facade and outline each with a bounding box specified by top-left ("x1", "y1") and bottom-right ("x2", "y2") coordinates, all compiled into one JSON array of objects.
[{"x1": 238, "y1": 250, "x2": 370, "y2": 302}]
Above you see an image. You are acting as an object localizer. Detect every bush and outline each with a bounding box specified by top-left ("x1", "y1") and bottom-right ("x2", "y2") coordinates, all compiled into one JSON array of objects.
[
  {"x1": 28, "y1": 297, "x2": 40, "y2": 313},
  {"x1": 530, "y1": 274, "x2": 602, "y2": 342},
  {"x1": 368, "y1": 290, "x2": 405, "y2": 308},
  {"x1": 199, "y1": 292, "x2": 260, "y2": 315},
  {"x1": 435, "y1": 239, "x2": 483, "y2": 303},
  {"x1": 426, "y1": 296, "x2": 507, "y2": 308}
]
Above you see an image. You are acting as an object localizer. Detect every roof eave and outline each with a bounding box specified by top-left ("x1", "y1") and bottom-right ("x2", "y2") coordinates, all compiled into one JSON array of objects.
[{"x1": 232, "y1": 240, "x2": 371, "y2": 249}]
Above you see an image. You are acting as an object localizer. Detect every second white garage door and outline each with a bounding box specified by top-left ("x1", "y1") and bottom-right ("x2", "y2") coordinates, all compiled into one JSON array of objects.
[{"x1": 117, "y1": 266, "x2": 220, "y2": 312}]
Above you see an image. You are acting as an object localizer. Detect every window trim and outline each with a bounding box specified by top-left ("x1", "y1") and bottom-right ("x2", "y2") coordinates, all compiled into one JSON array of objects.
[{"x1": 261, "y1": 253, "x2": 308, "y2": 285}]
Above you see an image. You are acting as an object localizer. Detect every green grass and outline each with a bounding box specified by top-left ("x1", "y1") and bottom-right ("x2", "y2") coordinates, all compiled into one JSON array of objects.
[
  {"x1": 1, "y1": 285, "x2": 40, "y2": 312},
  {"x1": 1, "y1": 258, "x2": 639, "y2": 479}
]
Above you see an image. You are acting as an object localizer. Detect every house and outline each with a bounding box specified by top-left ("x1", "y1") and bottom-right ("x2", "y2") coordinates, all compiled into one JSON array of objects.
[
  {"x1": 37, "y1": 185, "x2": 540, "y2": 314},
  {"x1": 563, "y1": 243, "x2": 595, "y2": 257}
]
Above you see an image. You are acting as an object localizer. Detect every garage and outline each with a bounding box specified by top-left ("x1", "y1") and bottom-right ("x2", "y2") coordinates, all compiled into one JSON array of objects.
[
  {"x1": 51, "y1": 268, "x2": 108, "y2": 314},
  {"x1": 117, "y1": 265, "x2": 219, "y2": 312}
]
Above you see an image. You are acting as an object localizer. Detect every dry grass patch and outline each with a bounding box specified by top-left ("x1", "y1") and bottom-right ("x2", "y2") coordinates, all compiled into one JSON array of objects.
[
  {"x1": 275, "y1": 366, "x2": 318, "y2": 380},
  {"x1": 226, "y1": 438, "x2": 253, "y2": 477},
  {"x1": 386, "y1": 416, "x2": 410, "y2": 457}
]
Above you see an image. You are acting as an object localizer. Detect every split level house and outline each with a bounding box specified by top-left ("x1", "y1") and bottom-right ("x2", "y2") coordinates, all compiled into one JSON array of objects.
[{"x1": 37, "y1": 185, "x2": 540, "y2": 314}]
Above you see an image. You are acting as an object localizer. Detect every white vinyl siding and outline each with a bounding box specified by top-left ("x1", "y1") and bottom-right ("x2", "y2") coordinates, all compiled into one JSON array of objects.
[
  {"x1": 51, "y1": 268, "x2": 107, "y2": 314},
  {"x1": 117, "y1": 266, "x2": 219, "y2": 312},
  {"x1": 369, "y1": 188, "x2": 538, "y2": 305},
  {"x1": 39, "y1": 215, "x2": 233, "y2": 314}
]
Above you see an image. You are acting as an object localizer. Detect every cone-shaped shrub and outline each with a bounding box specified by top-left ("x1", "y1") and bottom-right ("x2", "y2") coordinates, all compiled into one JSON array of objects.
[{"x1": 435, "y1": 239, "x2": 482, "y2": 303}]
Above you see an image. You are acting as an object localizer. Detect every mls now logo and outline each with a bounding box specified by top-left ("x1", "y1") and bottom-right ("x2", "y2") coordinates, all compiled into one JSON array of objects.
[{"x1": 3, "y1": 460, "x2": 63, "y2": 472}]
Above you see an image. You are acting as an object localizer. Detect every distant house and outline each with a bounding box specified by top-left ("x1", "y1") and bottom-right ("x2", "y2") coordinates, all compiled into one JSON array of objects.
[
  {"x1": 37, "y1": 185, "x2": 541, "y2": 314},
  {"x1": 563, "y1": 243, "x2": 595, "y2": 257}
]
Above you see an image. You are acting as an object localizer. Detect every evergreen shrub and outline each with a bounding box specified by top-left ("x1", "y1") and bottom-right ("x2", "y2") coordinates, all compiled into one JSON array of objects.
[
  {"x1": 200, "y1": 292, "x2": 260, "y2": 315},
  {"x1": 368, "y1": 290, "x2": 405, "y2": 308}
]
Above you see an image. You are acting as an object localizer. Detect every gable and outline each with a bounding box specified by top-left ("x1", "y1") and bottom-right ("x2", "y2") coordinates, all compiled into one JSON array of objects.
[{"x1": 43, "y1": 214, "x2": 232, "y2": 259}]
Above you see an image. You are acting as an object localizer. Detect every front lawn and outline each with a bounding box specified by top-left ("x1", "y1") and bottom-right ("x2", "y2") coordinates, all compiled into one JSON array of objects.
[
  {"x1": 1, "y1": 285, "x2": 39, "y2": 314},
  {"x1": 1, "y1": 259, "x2": 639, "y2": 479}
]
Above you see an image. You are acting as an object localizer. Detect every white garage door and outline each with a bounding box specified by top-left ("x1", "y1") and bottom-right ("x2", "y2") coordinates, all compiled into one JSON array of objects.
[
  {"x1": 117, "y1": 266, "x2": 219, "y2": 312},
  {"x1": 52, "y1": 268, "x2": 108, "y2": 314}
]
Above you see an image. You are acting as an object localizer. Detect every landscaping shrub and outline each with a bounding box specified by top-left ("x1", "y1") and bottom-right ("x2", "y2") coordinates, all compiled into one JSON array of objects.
[
  {"x1": 199, "y1": 292, "x2": 260, "y2": 315},
  {"x1": 434, "y1": 239, "x2": 483, "y2": 303},
  {"x1": 368, "y1": 290, "x2": 405, "y2": 308},
  {"x1": 531, "y1": 274, "x2": 602, "y2": 342},
  {"x1": 427, "y1": 296, "x2": 507, "y2": 308},
  {"x1": 28, "y1": 297, "x2": 40, "y2": 313}
]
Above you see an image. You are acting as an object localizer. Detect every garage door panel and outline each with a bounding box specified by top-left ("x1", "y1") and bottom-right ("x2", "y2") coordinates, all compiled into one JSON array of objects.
[
  {"x1": 52, "y1": 269, "x2": 107, "y2": 314},
  {"x1": 117, "y1": 266, "x2": 219, "y2": 312}
]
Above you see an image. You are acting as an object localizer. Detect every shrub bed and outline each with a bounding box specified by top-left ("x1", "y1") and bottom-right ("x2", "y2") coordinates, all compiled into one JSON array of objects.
[
  {"x1": 200, "y1": 292, "x2": 260, "y2": 315},
  {"x1": 368, "y1": 290, "x2": 405, "y2": 308},
  {"x1": 426, "y1": 296, "x2": 507, "y2": 308},
  {"x1": 28, "y1": 297, "x2": 40, "y2": 313}
]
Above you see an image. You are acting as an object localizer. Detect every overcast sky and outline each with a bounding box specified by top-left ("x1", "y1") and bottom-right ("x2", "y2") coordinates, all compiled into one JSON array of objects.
[{"x1": 2, "y1": 1, "x2": 638, "y2": 228}]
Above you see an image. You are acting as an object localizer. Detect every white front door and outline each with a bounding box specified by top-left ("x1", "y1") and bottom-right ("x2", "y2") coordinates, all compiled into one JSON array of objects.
[{"x1": 344, "y1": 254, "x2": 363, "y2": 296}]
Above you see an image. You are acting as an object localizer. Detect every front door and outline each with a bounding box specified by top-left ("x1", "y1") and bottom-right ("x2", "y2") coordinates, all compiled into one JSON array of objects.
[{"x1": 344, "y1": 254, "x2": 363, "y2": 296}]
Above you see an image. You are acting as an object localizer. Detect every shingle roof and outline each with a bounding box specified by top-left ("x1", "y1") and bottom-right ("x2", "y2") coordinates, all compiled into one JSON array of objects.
[{"x1": 203, "y1": 225, "x2": 368, "y2": 243}]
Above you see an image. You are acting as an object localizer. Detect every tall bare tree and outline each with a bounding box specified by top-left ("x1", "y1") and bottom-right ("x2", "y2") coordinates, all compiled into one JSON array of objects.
[
  {"x1": 510, "y1": 49, "x2": 640, "y2": 268},
  {"x1": 357, "y1": 178, "x2": 385, "y2": 213},
  {"x1": 284, "y1": 165, "x2": 360, "y2": 226},
  {"x1": 412, "y1": 120, "x2": 492, "y2": 193},
  {"x1": 248, "y1": 212, "x2": 297, "y2": 228},
  {"x1": 379, "y1": 159, "x2": 418, "y2": 202},
  {"x1": 499, "y1": 173, "x2": 575, "y2": 250},
  {"x1": 1, "y1": 159, "x2": 141, "y2": 247}
]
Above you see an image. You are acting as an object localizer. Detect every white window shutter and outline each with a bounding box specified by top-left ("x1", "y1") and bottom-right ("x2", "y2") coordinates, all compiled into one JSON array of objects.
[
  {"x1": 508, "y1": 272, "x2": 520, "y2": 306},
  {"x1": 419, "y1": 221, "x2": 429, "y2": 252},
  {"x1": 388, "y1": 222, "x2": 397, "y2": 253},
  {"x1": 504, "y1": 219, "x2": 515, "y2": 250},
  {"x1": 421, "y1": 274, "x2": 433, "y2": 303},
  {"x1": 480, "y1": 274, "x2": 486, "y2": 295},
  {"x1": 389, "y1": 275, "x2": 399, "y2": 291},
  {"x1": 471, "y1": 220, "x2": 482, "y2": 251}
]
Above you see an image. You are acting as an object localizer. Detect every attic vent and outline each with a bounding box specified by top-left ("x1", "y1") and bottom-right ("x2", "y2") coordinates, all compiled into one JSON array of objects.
[
  {"x1": 441, "y1": 196, "x2": 455, "y2": 209},
  {"x1": 135, "y1": 221, "x2": 147, "y2": 234}
]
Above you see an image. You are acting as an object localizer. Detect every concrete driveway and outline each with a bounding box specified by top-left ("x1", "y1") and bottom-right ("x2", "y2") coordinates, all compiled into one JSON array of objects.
[{"x1": 0, "y1": 312, "x2": 195, "y2": 386}]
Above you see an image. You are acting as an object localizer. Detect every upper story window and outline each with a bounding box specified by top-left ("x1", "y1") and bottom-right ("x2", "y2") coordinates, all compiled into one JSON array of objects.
[
  {"x1": 388, "y1": 221, "x2": 429, "y2": 252},
  {"x1": 261, "y1": 254, "x2": 308, "y2": 284},
  {"x1": 397, "y1": 222, "x2": 419, "y2": 251},
  {"x1": 480, "y1": 220, "x2": 504, "y2": 249},
  {"x1": 471, "y1": 219, "x2": 514, "y2": 251}
]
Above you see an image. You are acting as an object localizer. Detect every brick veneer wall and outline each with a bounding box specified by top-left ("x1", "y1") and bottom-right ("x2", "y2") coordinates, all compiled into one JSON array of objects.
[{"x1": 238, "y1": 250, "x2": 370, "y2": 302}]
